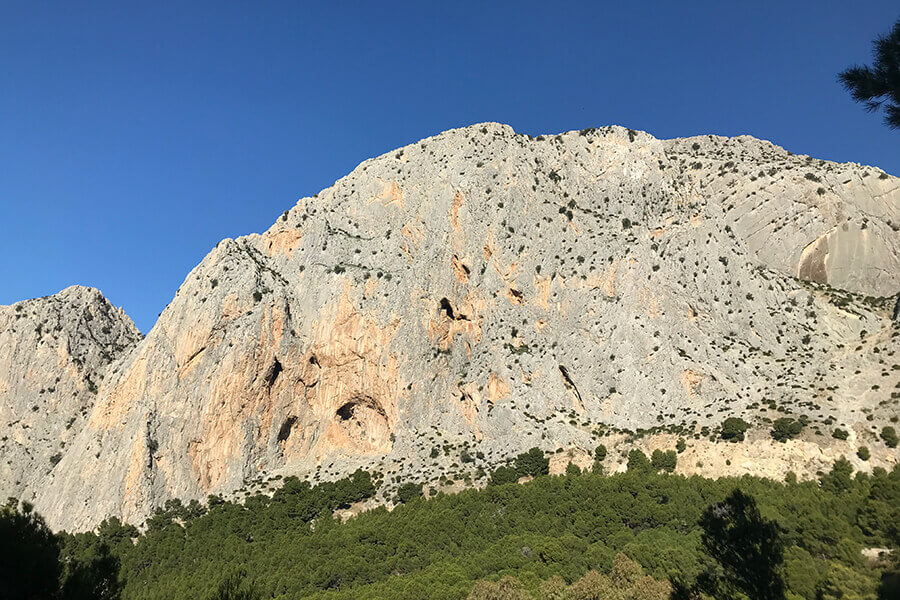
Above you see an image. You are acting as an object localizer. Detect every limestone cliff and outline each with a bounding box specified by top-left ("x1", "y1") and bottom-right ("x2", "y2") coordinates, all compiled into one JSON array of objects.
[
  {"x1": 0, "y1": 286, "x2": 141, "y2": 503},
  {"x1": 2, "y1": 124, "x2": 898, "y2": 530}
]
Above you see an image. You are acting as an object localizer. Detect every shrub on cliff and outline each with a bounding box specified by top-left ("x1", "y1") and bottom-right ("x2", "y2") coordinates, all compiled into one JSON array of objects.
[
  {"x1": 396, "y1": 483, "x2": 423, "y2": 504},
  {"x1": 489, "y1": 465, "x2": 520, "y2": 486},
  {"x1": 772, "y1": 418, "x2": 806, "y2": 442},
  {"x1": 627, "y1": 449, "x2": 652, "y2": 473},
  {"x1": 513, "y1": 447, "x2": 549, "y2": 478},
  {"x1": 881, "y1": 426, "x2": 898, "y2": 448},
  {"x1": 721, "y1": 417, "x2": 750, "y2": 442},
  {"x1": 650, "y1": 449, "x2": 677, "y2": 473},
  {"x1": 593, "y1": 444, "x2": 608, "y2": 473}
]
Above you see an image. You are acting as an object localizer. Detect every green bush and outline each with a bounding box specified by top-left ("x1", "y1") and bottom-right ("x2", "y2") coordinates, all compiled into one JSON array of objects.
[
  {"x1": 593, "y1": 444, "x2": 607, "y2": 474},
  {"x1": 565, "y1": 462, "x2": 582, "y2": 476},
  {"x1": 514, "y1": 447, "x2": 549, "y2": 478},
  {"x1": 819, "y1": 457, "x2": 855, "y2": 494},
  {"x1": 832, "y1": 429, "x2": 849, "y2": 440},
  {"x1": 721, "y1": 417, "x2": 750, "y2": 442},
  {"x1": 627, "y1": 449, "x2": 652, "y2": 473},
  {"x1": 880, "y1": 426, "x2": 898, "y2": 448},
  {"x1": 650, "y1": 449, "x2": 677, "y2": 473},
  {"x1": 396, "y1": 482, "x2": 423, "y2": 504},
  {"x1": 484, "y1": 447, "x2": 552, "y2": 486},
  {"x1": 489, "y1": 465, "x2": 519, "y2": 486},
  {"x1": 858, "y1": 446, "x2": 871, "y2": 461},
  {"x1": 772, "y1": 417, "x2": 805, "y2": 442}
]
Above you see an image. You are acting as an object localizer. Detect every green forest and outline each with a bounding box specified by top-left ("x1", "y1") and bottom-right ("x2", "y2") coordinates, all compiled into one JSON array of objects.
[{"x1": 2, "y1": 449, "x2": 898, "y2": 600}]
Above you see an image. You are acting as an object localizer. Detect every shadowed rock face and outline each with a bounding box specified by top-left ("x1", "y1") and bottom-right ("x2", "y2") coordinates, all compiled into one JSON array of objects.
[{"x1": 2, "y1": 123, "x2": 899, "y2": 531}]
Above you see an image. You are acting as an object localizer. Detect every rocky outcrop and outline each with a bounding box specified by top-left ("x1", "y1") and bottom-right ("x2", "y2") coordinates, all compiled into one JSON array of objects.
[
  {"x1": 0, "y1": 286, "x2": 141, "y2": 503},
  {"x1": 2, "y1": 124, "x2": 898, "y2": 530}
]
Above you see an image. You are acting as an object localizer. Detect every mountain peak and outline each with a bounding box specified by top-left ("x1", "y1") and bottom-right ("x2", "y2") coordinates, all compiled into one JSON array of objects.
[{"x1": 3, "y1": 125, "x2": 898, "y2": 530}]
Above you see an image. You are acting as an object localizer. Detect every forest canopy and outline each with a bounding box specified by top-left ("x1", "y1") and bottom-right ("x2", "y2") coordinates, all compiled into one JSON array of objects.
[{"x1": 2, "y1": 451, "x2": 898, "y2": 600}]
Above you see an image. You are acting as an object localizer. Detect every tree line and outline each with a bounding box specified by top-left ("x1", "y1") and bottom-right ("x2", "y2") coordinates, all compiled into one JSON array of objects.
[{"x1": 1, "y1": 447, "x2": 898, "y2": 600}]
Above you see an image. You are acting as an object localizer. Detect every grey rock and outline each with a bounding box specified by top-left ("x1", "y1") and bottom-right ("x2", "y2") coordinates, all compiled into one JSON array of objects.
[
  {"x1": 0, "y1": 286, "x2": 141, "y2": 504},
  {"x1": 2, "y1": 124, "x2": 898, "y2": 530}
]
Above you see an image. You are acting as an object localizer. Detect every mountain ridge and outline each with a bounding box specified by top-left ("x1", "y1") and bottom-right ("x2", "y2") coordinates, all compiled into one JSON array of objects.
[{"x1": 2, "y1": 122, "x2": 898, "y2": 530}]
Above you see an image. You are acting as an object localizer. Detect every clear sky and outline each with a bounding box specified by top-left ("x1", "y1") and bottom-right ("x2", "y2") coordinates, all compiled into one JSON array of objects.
[{"x1": 2, "y1": 2, "x2": 898, "y2": 332}]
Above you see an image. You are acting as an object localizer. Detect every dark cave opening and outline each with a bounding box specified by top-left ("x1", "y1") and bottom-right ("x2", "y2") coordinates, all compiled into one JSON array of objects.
[
  {"x1": 265, "y1": 357, "x2": 283, "y2": 391},
  {"x1": 277, "y1": 416, "x2": 297, "y2": 442},
  {"x1": 439, "y1": 298, "x2": 455, "y2": 319},
  {"x1": 336, "y1": 402, "x2": 355, "y2": 421}
]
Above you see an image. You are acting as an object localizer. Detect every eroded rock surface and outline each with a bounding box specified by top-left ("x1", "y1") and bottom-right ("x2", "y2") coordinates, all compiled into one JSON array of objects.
[
  {"x1": 2, "y1": 123, "x2": 899, "y2": 530},
  {"x1": 0, "y1": 286, "x2": 141, "y2": 503}
]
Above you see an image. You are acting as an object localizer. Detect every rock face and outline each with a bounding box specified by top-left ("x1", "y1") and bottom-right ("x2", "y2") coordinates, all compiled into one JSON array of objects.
[
  {"x1": 2, "y1": 123, "x2": 899, "y2": 530},
  {"x1": 0, "y1": 286, "x2": 141, "y2": 503}
]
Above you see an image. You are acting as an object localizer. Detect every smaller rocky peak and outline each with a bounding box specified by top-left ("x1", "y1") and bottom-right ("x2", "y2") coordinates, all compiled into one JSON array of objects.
[{"x1": 1, "y1": 285, "x2": 142, "y2": 367}]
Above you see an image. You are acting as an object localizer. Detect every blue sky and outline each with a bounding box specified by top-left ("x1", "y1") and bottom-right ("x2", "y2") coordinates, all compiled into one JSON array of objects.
[{"x1": 2, "y1": 2, "x2": 898, "y2": 332}]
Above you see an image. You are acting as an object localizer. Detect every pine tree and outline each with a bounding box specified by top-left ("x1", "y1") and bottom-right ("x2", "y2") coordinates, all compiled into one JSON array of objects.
[
  {"x1": 839, "y1": 19, "x2": 900, "y2": 129},
  {"x1": 699, "y1": 490, "x2": 786, "y2": 600}
]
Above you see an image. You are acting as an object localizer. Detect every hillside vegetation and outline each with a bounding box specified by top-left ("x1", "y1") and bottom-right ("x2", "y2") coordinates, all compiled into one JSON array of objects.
[{"x1": 3, "y1": 449, "x2": 898, "y2": 600}]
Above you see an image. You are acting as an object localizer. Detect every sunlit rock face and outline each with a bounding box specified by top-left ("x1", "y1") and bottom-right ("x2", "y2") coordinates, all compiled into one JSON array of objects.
[
  {"x1": 0, "y1": 286, "x2": 141, "y2": 505},
  {"x1": 3, "y1": 123, "x2": 898, "y2": 530}
]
